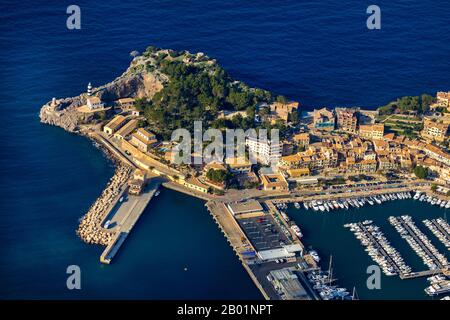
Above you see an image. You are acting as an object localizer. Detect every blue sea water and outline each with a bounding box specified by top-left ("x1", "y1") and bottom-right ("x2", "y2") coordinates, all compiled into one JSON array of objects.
[{"x1": 0, "y1": 1, "x2": 449, "y2": 299}]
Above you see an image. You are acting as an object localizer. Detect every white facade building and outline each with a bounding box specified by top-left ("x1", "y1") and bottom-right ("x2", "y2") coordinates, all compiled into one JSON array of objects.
[
  {"x1": 246, "y1": 136, "x2": 282, "y2": 165},
  {"x1": 86, "y1": 96, "x2": 104, "y2": 110}
]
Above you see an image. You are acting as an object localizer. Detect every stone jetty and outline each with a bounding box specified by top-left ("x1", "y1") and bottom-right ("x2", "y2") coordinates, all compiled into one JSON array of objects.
[{"x1": 77, "y1": 165, "x2": 132, "y2": 245}]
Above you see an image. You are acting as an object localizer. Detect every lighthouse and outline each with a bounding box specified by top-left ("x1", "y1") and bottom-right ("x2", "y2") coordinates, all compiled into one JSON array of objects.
[{"x1": 87, "y1": 82, "x2": 92, "y2": 96}]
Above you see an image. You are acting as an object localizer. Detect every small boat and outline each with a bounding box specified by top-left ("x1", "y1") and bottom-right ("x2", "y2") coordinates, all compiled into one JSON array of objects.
[
  {"x1": 155, "y1": 190, "x2": 160, "y2": 197},
  {"x1": 294, "y1": 202, "x2": 301, "y2": 209},
  {"x1": 119, "y1": 196, "x2": 124, "y2": 203},
  {"x1": 309, "y1": 250, "x2": 320, "y2": 263},
  {"x1": 281, "y1": 211, "x2": 290, "y2": 222},
  {"x1": 290, "y1": 224, "x2": 303, "y2": 238}
]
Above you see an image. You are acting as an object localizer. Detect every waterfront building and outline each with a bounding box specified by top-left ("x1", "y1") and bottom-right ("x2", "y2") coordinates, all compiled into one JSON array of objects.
[
  {"x1": 344, "y1": 157, "x2": 377, "y2": 173},
  {"x1": 423, "y1": 144, "x2": 450, "y2": 166},
  {"x1": 246, "y1": 136, "x2": 282, "y2": 165},
  {"x1": 128, "y1": 169, "x2": 146, "y2": 195},
  {"x1": 103, "y1": 115, "x2": 127, "y2": 135},
  {"x1": 260, "y1": 172, "x2": 289, "y2": 191},
  {"x1": 336, "y1": 107, "x2": 358, "y2": 133},
  {"x1": 313, "y1": 107, "x2": 335, "y2": 131},
  {"x1": 359, "y1": 123, "x2": 385, "y2": 140},
  {"x1": 268, "y1": 268, "x2": 309, "y2": 300},
  {"x1": 86, "y1": 96, "x2": 104, "y2": 110},
  {"x1": 430, "y1": 91, "x2": 450, "y2": 111},
  {"x1": 117, "y1": 97, "x2": 135, "y2": 110},
  {"x1": 421, "y1": 118, "x2": 449, "y2": 143},
  {"x1": 130, "y1": 128, "x2": 157, "y2": 152},
  {"x1": 269, "y1": 101, "x2": 299, "y2": 122},
  {"x1": 258, "y1": 244, "x2": 303, "y2": 262},
  {"x1": 113, "y1": 119, "x2": 138, "y2": 140},
  {"x1": 378, "y1": 156, "x2": 398, "y2": 171},
  {"x1": 182, "y1": 177, "x2": 209, "y2": 193},
  {"x1": 286, "y1": 168, "x2": 310, "y2": 178},
  {"x1": 227, "y1": 200, "x2": 264, "y2": 216}
]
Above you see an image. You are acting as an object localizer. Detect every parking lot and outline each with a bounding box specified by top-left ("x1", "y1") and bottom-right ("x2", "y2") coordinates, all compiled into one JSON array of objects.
[{"x1": 237, "y1": 214, "x2": 290, "y2": 251}]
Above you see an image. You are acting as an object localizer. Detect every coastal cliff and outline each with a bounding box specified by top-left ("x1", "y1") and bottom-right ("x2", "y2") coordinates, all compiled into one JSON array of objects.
[
  {"x1": 39, "y1": 47, "x2": 170, "y2": 132},
  {"x1": 39, "y1": 46, "x2": 272, "y2": 136}
]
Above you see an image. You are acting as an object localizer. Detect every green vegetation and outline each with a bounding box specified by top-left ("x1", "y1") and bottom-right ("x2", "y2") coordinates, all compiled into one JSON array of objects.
[
  {"x1": 135, "y1": 52, "x2": 273, "y2": 139},
  {"x1": 206, "y1": 169, "x2": 232, "y2": 184},
  {"x1": 378, "y1": 94, "x2": 435, "y2": 115},
  {"x1": 322, "y1": 177, "x2": 346, "y2": 186},
  {"x1": 431, "y1": 183, "x2": 437, "y2": 192},
  {"x1": 413, "y1": 166, "x2": 428, "y2": 179}
]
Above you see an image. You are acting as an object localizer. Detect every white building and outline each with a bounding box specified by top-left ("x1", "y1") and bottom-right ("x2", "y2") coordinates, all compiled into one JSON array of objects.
[
  {"x1": 86, "y1": 96, "x2": 104, "y2": 110},
  {"x1": 246, "y1": 136, "x2": 282, "y2": 165}
]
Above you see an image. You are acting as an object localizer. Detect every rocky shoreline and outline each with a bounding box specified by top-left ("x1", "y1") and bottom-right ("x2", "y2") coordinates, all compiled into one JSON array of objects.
[{"x1": 76, "y1": 164, "x2": 132, "y2": 245}]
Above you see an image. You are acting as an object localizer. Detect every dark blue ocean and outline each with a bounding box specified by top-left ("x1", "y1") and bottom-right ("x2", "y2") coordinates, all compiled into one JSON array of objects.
[{"x1": 0, "y1": 1, "x2": 449, "y2": 299}]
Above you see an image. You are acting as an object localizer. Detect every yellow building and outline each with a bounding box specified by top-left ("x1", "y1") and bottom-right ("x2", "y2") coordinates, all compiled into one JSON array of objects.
[
  {"x1": 113, "y1": 119, "x2": 138, "y2": 140},
  {"x1": 270, "y1": 101, "x2": 299, "y2": 122},
  {"x1": 313, "y1": 108, "x2": 335, "y2": 131},
  {"x1": 117, "y1": 97, "x2": 135, "y2": 110},
  {"x1": 260, "y1": 173, "x2": 289, "y2": 191},
  {"x1": 421, "y1": 118, "x2": 449, "y2": 143},
  {"x1": 103, "y1": 115, "x2": 127, "y2": 135},
  {"x1": 336, "y1": 108, "x2": 358, "y2": 133},
  {"x1": 287, "y1": 168, "x2": 310, "y2": 178},
  {"x1": 131, "y1": 128, "x2": 157, "y2": 152},
  {"x1": 183, "y1": 177, "x2": 209, "y2": 193},
  {"x1": 359, "y1": 123, "x2": 385, "y2": 140},
  {"x1": 293, "y1": 133, "x2": 310, "y2": 147},
  {"x1": 128, "y1": 169, "x2": 146, "y2": 195}
]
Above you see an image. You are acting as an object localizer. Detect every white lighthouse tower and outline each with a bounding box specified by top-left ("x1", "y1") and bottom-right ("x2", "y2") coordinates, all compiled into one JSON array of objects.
[{"x1": 87, "y1": 82, "x2": 92, "y2": 96}]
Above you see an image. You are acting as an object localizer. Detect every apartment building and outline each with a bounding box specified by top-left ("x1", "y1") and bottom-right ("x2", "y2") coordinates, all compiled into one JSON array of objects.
[
  {"x1": 336, "y1": 108, "x2": 358, "y2": 133},
  {"x1": 359, "y1": 123, "x2": 385, "y2": 140},
  {"x1": 421, "y1": 118, "x2": 449, "y2": 143},
  {"x1": 246, "y1": 136, "x2": 282, "y2": 165}
]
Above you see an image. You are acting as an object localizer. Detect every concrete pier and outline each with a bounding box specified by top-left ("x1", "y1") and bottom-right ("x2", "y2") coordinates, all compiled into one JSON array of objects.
[{"x1": 100, "y1": 179, "x2": 161, "y2": 264}]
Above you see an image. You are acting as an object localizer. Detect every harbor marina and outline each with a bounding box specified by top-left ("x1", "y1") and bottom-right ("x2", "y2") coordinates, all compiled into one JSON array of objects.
[{"x1": 282, "y1": 195, "x2": 449, "y2": 299}]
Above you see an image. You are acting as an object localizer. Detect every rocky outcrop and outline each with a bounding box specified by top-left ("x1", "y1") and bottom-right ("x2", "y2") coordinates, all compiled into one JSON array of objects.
[
  {"x1": 96, "y1": 72, "x2": 164, "y2": 102},
  {"x1": 39, "y1": 55, "x2": 165, "y2": 132},
  {"x1": 39, "y1": 97, "x2": 84, "y2": 132}
]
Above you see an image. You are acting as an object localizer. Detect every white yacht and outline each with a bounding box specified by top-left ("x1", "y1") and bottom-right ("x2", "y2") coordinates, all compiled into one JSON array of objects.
[{"x1": 309, "y1": 250, "x2": 321, "y2": 263}]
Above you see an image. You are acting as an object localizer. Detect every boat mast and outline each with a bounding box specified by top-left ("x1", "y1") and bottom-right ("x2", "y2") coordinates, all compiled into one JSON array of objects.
[
  {"x1": 352, "y1": 286, "x2": 358, "y2": 300},
  {"x1": 328, "y1": 254, "x2": 333, "y2": 284}
]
